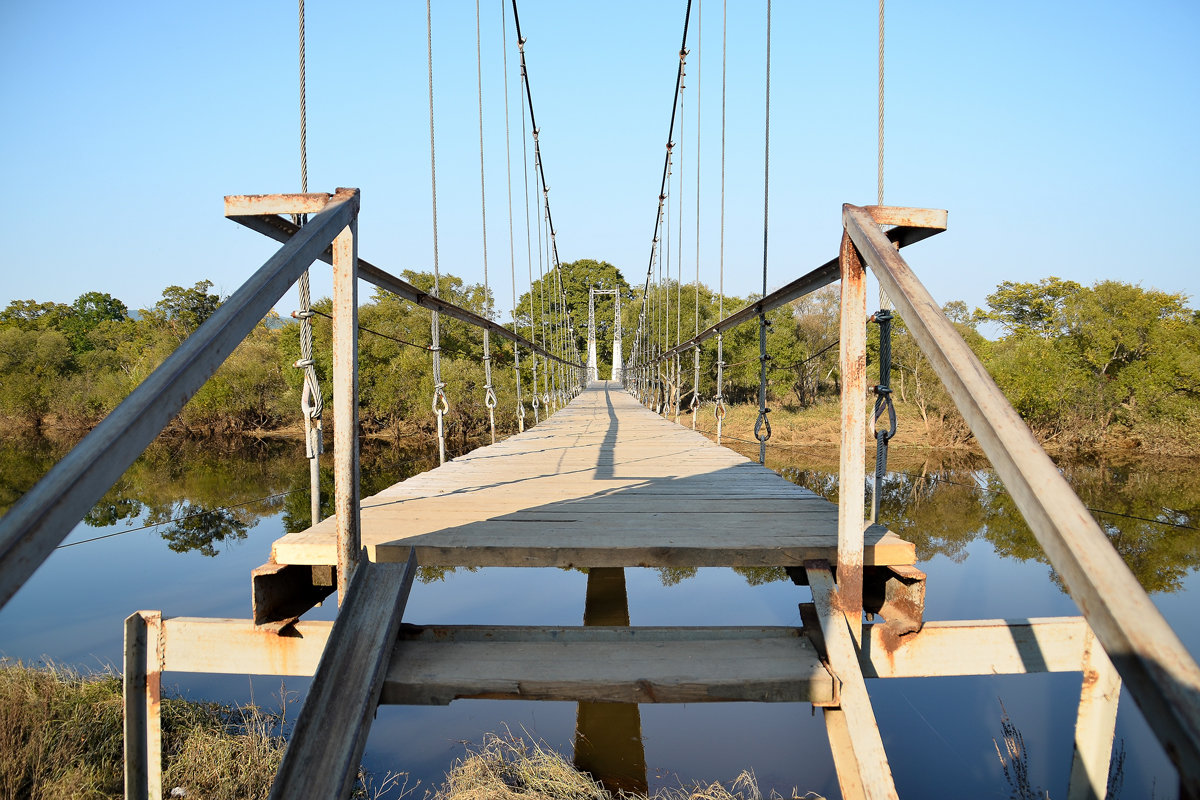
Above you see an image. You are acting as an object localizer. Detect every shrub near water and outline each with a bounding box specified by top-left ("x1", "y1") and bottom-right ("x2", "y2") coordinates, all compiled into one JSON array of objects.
[{"x1": 0, "y1": 661, "x2": 285, "y2": 800}]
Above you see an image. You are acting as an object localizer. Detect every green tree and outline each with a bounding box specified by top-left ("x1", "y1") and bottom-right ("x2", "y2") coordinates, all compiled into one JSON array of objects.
[{"x1": 143, "y1": 280, "x2": 222, "y2": 341}]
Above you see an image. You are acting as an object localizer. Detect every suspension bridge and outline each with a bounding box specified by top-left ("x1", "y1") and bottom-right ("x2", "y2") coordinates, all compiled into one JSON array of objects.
[{"x1": 0, "y1": 2, "x2": 1198, "y2": 799}]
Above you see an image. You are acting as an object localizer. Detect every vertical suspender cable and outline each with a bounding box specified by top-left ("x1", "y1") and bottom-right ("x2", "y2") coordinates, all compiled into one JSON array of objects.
[
  {"x1": 675, "y1": 50, "x2": 686, "y2": 424},
  {"x1": 294, "y1": 0, "x2": 323, "y2": 526},
  {"x1": 501, "y1": 0, "x2": 525, "y2": 433},
  {"x1": 714, "y1": 0, "x2": 727, "y2": 444},
  {"x1": 426, "y1": 0, "x2": 449, "y2": 466},
  {"x1": 754, "y1": 0, "x2": 773, "y2": 465},
  {"x1": 691, "y1": 0, "x2": 702, "y2": 430},
  {"x1": 871, "y1": 0, "x2": 894, "y2": 521},
  {"x1": 518, "y1": 37, "x2": 540, "y2": 425},
  {"x1": 877, "y1": 0, "x2": 889, "y2": 311},
  {"x1": 475, "y1": 0, "x2": 497, "y2": 445}
]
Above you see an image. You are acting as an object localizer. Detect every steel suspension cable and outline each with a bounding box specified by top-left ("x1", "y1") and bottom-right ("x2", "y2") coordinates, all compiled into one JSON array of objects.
[
  {"x1": 501, "y1": 0, "x2": 524, "y2": 433},
  {"x1": 714, "y1": 0, "x2": 727, "y2": 444},
  {"x1": 426, "y1": 0, "x2": 449, "y2": 465},
  {"x1": 754, "y1": 0, "x2": 773, "y2": 465},
  {"x1": 630, "y1": 0, "x2": 693, "y2": 404},
  {"x1": 691, "y1": 0, "x2": 702, "y2": 430},
  {"x1": 510, "y1": 0, "x2": 584, "y2": 392},
  {"x1": 518, "y1": 35, "x2": 540, "y2": 425},
  {"x1": 294, "y1": 0, "x2": 323, "y2": 526},
  {"x1": 475, "y1": 0, "x2": 497, "y2": 445},
  {"x1": 877, "y1": 0, "x2": 889, "y2": 312},
  {"x1": 675, "y1": 48, "x2": 686, "y2": 423}
]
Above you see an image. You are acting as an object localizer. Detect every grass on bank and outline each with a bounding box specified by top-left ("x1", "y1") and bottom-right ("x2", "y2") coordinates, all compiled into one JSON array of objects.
[
  {"x1": 0, "y1": 660, "x2": 284, "y2": 800},
  {"x1": 1, "y1": 663, "x2": 823, "y2": 800}
]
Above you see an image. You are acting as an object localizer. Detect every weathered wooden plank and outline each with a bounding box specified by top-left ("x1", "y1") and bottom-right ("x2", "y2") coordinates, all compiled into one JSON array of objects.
[
  {"x1": 844, "y1": 203, "x2": 1200, "y2": 791},
  {"x1": 808, "y1": 561, "x2": 898, "y2": 800},
  {"x1": 124, "y1": 611, "x2": 162, "y2": 800},
  {"x1": 267, "y1": 550, "x2": 417, "y2": 800},
  {"x1": 0, "y1": 189, "x2": 360, "y2": 610},
  {"x1": 332, "y1": 218, "x2": 360, "y2": 604},
  {"x1": 1067, "y1": 628, "x2": 1121, "y2": 800},
  {"x1": 823, "y1": 708, "x2": 868, "y2": 800},
  {"x1": 271, "y1": 529, "x2": 914, "y2": 570},
  {"x1": 382, "y1": 625, "x2": 834, "y2": 705}
]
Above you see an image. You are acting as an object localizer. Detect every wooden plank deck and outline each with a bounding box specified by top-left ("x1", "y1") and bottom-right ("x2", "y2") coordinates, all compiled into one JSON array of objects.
[{"x1": 269, "y1": 382, "x2": 916, "y2": 569}]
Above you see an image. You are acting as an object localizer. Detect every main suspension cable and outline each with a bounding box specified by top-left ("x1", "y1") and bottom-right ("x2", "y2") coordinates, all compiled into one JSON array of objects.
[{"x1": 501, "y1": 0, "x2": 525, "y2": 433}]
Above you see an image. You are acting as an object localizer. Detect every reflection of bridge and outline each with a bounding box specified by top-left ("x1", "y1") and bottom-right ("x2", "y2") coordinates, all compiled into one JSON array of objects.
[{"x1": 1, "y1": 192, "x2": 1196, "y2": 799}]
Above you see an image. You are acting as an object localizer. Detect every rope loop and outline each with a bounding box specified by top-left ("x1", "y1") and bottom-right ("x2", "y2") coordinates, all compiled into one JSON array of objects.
[
  {"x1": 872, "y1": 389, "x2": 897, "y2": 441},
  {"x1": 755, "y1": 407, "x2": 772, "y2": 443},
  {"x1": 714, "y1": 397, "x2": 728, "y2": 421},
  {"x1": 432, "y1": 384, "x2": 450, "y2": 415},
  {"x1": 484, "y1": 385, "x2": 498, "y2": 410}
]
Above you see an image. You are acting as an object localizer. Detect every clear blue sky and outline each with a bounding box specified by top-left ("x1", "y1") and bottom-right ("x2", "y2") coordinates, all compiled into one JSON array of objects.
[{"x1": 2, "y1": 1, "x2": 1198, "y2": 329}]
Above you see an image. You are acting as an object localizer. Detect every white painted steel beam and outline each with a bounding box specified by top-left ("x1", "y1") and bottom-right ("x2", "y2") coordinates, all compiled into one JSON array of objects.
[
  {"x1": 0, "y1": 188, "x2": 360, "y2": 610},
  {"x1": 843, "y1": 202, "x2": 1200, "y2": 793}
]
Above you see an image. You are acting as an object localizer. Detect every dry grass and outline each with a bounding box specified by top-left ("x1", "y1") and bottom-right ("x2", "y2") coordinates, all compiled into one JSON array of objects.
[
  {"x1": 0, "y1": 661, "x2": 285, "y2": 800},
  {"x1": 432, "y1": 732, "x2": 825, "y2": 800}
]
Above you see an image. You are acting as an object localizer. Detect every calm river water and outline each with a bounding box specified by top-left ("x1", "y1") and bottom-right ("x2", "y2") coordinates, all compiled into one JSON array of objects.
[{"x1": 1, "y1": 433, "x2": 1197, "y2": 798}]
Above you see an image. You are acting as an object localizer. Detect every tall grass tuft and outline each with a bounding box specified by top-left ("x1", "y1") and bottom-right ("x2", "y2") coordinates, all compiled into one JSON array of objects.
[{"x1": 0, "y1": 660, "x2": 285, "y2": 800}]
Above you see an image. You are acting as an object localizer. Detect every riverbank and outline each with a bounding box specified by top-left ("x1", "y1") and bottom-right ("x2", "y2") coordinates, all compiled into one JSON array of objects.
[
  {"x1": 1, "y1": 663, "x2": 822, "y2": 800},
  {"x1": 686, "y1": 399, "x2": 1200, "y2": 459},
  {"x1": 0, "y1": 661, "x2": 284, "y2": 800}
]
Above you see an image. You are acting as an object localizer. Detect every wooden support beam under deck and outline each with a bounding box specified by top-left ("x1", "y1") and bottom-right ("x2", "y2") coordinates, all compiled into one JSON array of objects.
[
  {"x1": 267, "y1": 549, "x2": 417, "y2": 800},
  {"x1": 808, "y1": 560, "x2": 898, "y2": 800}
]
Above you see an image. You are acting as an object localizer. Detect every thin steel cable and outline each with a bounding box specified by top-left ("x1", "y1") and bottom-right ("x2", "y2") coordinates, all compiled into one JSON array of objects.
[
  {"x1": 427, "y1": 0, "x2": 448, "y2": 465},
  {"x1": 518, "y1": 35, "x2": 540, "y2": 424},
  {"x1": 295, "y1": 0, "x2": 322, "y2": 526},
  {"x1": 501, "y1": 0, "x2": 524, "y2": 432},
  {"x1": 55, "y1": 491, "x2": 302, "y2": 550},
  {"x1": 476, "y1": 0, "x2": 497, "y2": 444},
  {"x1": 307, "y1": 308, "x2": 432, "y2": 352},
  {"x1": 714, "y1": 0, "x2": 727, "y2": 443},
  {"x1": 754, "y1": 0, "x2": 773, "y2": 464},
  {"x1": 630, "y1": 0, "x2": 693, "y2": 401},
  {"x1": 691, "y1": 0, "x2": 702, "y2": 427},
  {"x1": 877, "y1": 0, "x2": 891, "y2": 311},
  {"x1": 675, "y1": 50, "x2": 685, "y2": 421}
]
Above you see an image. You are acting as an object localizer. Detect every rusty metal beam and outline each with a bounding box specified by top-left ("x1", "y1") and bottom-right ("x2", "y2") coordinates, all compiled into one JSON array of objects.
[
  {"x1": 838, "y1": 230, "x2": 868, "y2": 642},
  {"x1": 0, "y1": 189, "x2": 361, "y2": 611},
  {"x1": 843, "y1": 202, "x2": 1200, "y2": 793},
  {"x1": 225, "y1": 210, "x2": 582, "y2": 370}
]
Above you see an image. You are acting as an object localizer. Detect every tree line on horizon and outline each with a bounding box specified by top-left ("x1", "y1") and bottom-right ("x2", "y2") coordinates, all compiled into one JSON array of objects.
[{"x1": 1, "y1": 262, "x2": 1197, "y2": 453}]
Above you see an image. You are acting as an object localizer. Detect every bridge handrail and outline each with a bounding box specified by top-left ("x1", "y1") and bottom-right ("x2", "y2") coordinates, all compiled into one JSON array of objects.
[
  {"x1": 225, "y1": 209, "x2": 582, "y2": 370},
  {"x1": 0, "y1": 189, "x2": 361, "y2": 609},
  {"x1": 654, "y1": 223, "x2": 942, "y2": 363},
  {"x1": 841, "y1": 203, "x2": 1200, "y2": 789}
]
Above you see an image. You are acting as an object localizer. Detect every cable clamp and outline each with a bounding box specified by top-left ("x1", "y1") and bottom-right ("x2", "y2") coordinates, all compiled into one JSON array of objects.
[
  {"x1": 291, "y1": 310, "x2": 315, "y2": 320},
  {"x1": 293, "y1": 358, "x2": 316, "y2": 369}
]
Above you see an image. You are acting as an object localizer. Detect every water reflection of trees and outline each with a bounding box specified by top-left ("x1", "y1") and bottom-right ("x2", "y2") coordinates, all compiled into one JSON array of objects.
[
  {"x1": 777, "y1": 454, "x2": 1200, "y2": 594},
  {"x1": 0, "y1": 437, "x2": 439, "y2": 558}
]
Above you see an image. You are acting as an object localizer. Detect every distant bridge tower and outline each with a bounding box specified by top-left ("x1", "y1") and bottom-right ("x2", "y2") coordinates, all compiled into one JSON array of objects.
[
  {"x1": 611, "y1": 290, "x2": 622, "y2": 383},
  {"x1": 586, "y1": 287, "x2": 623, "y2": 384},
  {"x1": 587, "y1": 288, "x2": 600, "y2": 383}
]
